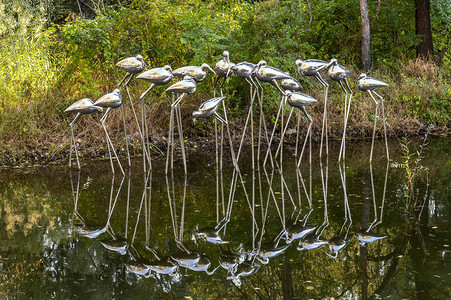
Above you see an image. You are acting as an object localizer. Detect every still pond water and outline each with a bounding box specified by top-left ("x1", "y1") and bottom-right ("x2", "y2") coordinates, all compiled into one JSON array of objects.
[{"x1": 0, "y1": 138, "x2": 450, "y2": 299}]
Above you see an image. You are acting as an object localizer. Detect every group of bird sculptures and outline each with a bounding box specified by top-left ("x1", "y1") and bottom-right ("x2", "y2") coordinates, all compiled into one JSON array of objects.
[{"x1": 65, "y1": 51, "x2": 390, "y2": 174}]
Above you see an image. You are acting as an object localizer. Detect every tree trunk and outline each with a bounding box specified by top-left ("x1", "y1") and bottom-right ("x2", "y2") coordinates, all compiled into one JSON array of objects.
[
  {"x1": 360, "y1": 0, "x2": 371, "y2": 71},
  {"x1": 415, "y1": 0, "x2": 434, "y2": 59}
]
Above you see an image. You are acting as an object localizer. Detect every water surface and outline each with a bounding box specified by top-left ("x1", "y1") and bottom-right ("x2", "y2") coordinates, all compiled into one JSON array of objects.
[{"x1": 0, "y1": 138, "x2": 450, "y2": 299}]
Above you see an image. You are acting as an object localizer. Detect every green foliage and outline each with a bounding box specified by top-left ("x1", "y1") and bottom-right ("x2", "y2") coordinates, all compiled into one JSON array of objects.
[
  {"x1": 431, "y1": 0, "x2": 451, "y2": 67},
  {"x1": 0, "y1": 0, "x2": 59, "y2": 108}
]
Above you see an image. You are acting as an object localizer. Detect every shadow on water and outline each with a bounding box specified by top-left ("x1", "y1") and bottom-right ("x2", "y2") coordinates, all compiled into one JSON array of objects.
[{"x1": 0, "y1": 138, "x2": 450, "y2": 299}]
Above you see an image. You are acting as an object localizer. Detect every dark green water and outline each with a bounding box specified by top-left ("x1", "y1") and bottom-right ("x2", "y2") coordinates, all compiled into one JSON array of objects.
[{"x1": 0, "y1": 138, "x2": 450, "y2": 299}]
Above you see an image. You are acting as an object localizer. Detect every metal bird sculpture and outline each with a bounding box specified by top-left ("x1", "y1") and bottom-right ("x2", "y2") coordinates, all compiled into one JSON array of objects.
[
  {"x1": 136, "y1": 65, "x2": 174, "y2": 171},
  {"x1": 65, "y1": 98, "x2": 103, "y2": 169},
  {"x1": 94, "y1": 89, "x2": 126, "y2": 175},
  {"x1": 327, "y1": 58, "x2": 354, "y2": 161},
  {"x1": 165, "y1": 75, "x2": 197, "y2": 174},
  {"x1": 357, "y1": 73, "x2": 389, "y2": 162},
  {"x1": 192, "y1": 96, "x2": 227, "y2": 124},
  {"x1": 296, "y1": 58, "x2": 332, "y2": 157},
  {"x1": 173, "y1": 63, "x2": 216, "y2": 83}
]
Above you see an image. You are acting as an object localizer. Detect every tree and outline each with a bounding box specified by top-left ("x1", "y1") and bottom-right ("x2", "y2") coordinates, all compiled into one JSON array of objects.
[
  {"x1": 360, "y1": 0, "x2": 371, "y2": 71},
  {"x1": 415, "y1": 0, "x2": 434, "y2": 59}
]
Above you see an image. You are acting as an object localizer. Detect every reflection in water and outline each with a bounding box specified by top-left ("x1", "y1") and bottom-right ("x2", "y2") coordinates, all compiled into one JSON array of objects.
[
  {"x1": 71, "y1": 172, "x2": 125, "y2": 240},
  {"x1": 326, "y1": 159, "x2": 353, "y2": 258},
  {"x1": 2, "y1": 139, "x2": 450, "y2": 298},
  {"x1": 356, "y1": 162, "x2": 388, "y2": 246},
  {"x1": 298, "y1": 158, "x2": 329, "y2": 251}
]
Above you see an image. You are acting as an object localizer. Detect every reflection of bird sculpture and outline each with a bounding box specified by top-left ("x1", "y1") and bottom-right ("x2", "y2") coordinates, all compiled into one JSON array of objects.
[
  {"x1": 165, "y1": 75, "x2": 197, "y2": 174},
  {"x1": 144, "y1": 246, "x2": 179, "y2": 276},
  {"x1": 356, "y1": 163, "x2": 389, "y2": 246},
  {"x1": 357, "y1": 73, "x2": 390, "y2": 162},
  {"x1": 65, "y1": 98, "x2": 103, "y2": 169},
  {"x1": 297, "y1": 236, "x2": 329, "y2": 251},
  {"x1": 327, "y1": 58, "x2": 354, "y2": 161},
  {"x1": 284, "y1": 223, "x2": 317, "y2": 244},
  {"x1": 100, "y1": 236, "x2": 128, "y2": 255},
  {"x1": 356, "y1": 230, "x2": 386, "y2": 246},
  {"x1": 256, "y1": 244, "x2": 290, "y2": 264},
  {"x1": 326, "y1": 234, "x2": 353, "y2": 258},
  {"x1": 193, "y1": 226, "x2": 229, "y2": 245},
  {"x1": 136, "y1": 65, "x2": 174, "y2": 171},
  {"x1": 296, "y1": 58, "x2": 331, "y2": 157},
  {"x1": 94, "y1": 89, "x2": 127, "y2": 175},
  {"x1": 218, "y1": 245, "x2": 242, "y2": 280}
]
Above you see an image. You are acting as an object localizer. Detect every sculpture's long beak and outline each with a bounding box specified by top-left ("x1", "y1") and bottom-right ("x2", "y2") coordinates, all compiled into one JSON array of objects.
[{"x1": 207, "y1": 64, "x2": 217, "y2": 76}]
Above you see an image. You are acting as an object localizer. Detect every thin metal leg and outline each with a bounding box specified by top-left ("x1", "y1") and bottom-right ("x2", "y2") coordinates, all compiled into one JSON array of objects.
[
  {"x1": 144, "y1": 99, "x2": 152, "y2": 170},
  {"x1": 374, "y1": 91, "x2": 389, "y2": 161},
  {"x1": 338, "y1": 81, "x2": 348, "y2": 161},
  {"x1": 141, "y1": 100, "x2": 147, "y2": 172},
  {"x1": 275, "y1": 107, "x2": 294, "y2": 158},
  {"x1": 263, "y1": 98, "x2": 283, "y2": 166},
  {"x1": 117, "y1": 73, "x2": 129, "y2": 88},
  {"x1": 316, "y1": 73, "x2": 329, "y2": 158},
  {"x1": 295, "y1": 112, "x2": 300, "y2": 160},
  {"x1": 102, "y1": 109, "x2": 125, "y2": 175},
  {"x1": 121, "y1": 105, "x2": 131, "y2": 167},
  {"x1": 368, "y1": 91, "x2": 379, "y2": 163},
  {"x1": 70, "y1": 125, "x2": 81, "y2": 170},
  {"x1": 255, "y1": 78, "x2": 273, "y2": 167},
  {"x1": 125, "y1": 83, "x2": 145, "y2": 158},
  {"x1": 69, "y1": 113, "x2": 81, "y2": 169},
  {"x1": 176, "y1": 104, "x2": 187, "y2": 174},
  {"x1": 165, "y1": 104, "x2": 174, "y2": 174},
  {"x1": 297, "y1": 121, "x2": 312, "y2": 168},
  {"x1": 69, "y1": 125, "x2": 74, "y2": 168},
  {"x1": 236, "y1": 82, "x2": 254, "y2": 163}
]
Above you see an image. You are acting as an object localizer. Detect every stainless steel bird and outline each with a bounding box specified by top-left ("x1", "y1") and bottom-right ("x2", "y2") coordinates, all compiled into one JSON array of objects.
[
  {"x1": 173, "y1": 63, "x2": 216, "y2": 83},
  {"x1": 165, "y1": 75, "x2": 197, "y2": 174},
  {"x1": 116, "y1": 55, "x2": 146, "y2": 87},
  {"x1": 281, "y1": 77, "x2": 303, "y2": 92},
  {"x1": 94, "y1": 89, "x2": 126, "y2": 175},
  {"x1": 214, "y1": 50, "x2": 234, "y2": 97},
  {"x1": 327, "y1": 58, "x2": 354, "y2": 162},
  {"x1": 296, "y1": 58, "x2": 332, "y2": 157},
  {"x1": 357, "y1": 73, "x2": 389, "y2": 162},
  {"x1": 65, "y1": 98, "x2": 103, "y2": 169},
  {"x1": 256, "y1": 60, "x2": 291, "y2": 93},
  {"x1": 192, "y1": 96, "x2": 227, "y2": 124},
  {"x1": 256, "y1": 60, "x2": 292, "y2": 167},
  {"x1": 275, "y1": 90, "x2": 317, "y2": 168},
  {"x1": 116, "y1": 55, "x2": 146, "y2": 167},
  {"x1": 136, "y1": 65, "x2": 174, "y2": 171},
  {"x1": 230, "y1": 61, "x2": 262, "y2": 167}
]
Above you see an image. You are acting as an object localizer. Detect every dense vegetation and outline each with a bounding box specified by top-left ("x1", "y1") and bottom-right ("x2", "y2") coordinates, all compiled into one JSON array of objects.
[{"x1": 0, "y1": 0, "x2": 449, "y2": 165}]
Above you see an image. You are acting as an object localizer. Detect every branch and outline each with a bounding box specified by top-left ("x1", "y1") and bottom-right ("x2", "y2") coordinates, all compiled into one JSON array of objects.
[
  {"x1": 305, "y1": 0, "x2": 312, "y2": 28},
  {"x1": 370, "y1": 0, "x2": 381, "y2": 27}
]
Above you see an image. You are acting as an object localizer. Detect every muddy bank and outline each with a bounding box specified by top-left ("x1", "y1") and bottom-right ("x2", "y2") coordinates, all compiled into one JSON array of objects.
[{"x1": 1, "y1": 115, "x2": 448, "y2": 168}]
